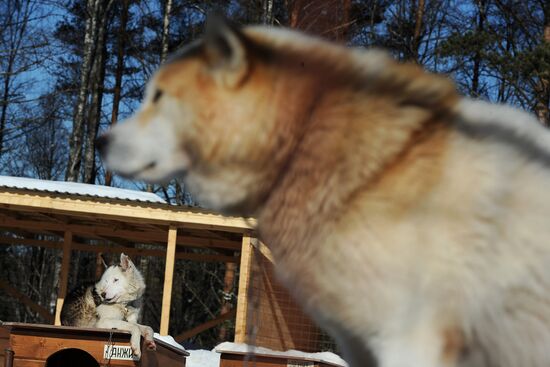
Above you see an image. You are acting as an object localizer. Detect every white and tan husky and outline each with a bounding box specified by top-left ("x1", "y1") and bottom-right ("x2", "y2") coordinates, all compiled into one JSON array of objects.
[
  {"x1": 61, "y1": 253, "x2": 156, "y2": 358},
  {"x1": 98, "y1": 15, "x2": 550, "y2": 367}
]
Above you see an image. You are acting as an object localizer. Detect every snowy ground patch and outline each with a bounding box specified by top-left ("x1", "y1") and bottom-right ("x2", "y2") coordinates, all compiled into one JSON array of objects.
[
  {"x1": 149, "y1": 336, "x2": 347, "y2": 367},
  {"x1": 186, "y1": 349, "x2": 221, "y2": 367}
]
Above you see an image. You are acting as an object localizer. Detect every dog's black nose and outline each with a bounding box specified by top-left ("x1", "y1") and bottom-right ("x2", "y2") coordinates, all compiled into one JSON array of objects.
[
  {"x1": 101, "y1": 292, "x2": 106, "y2": 298},
  {"x1": 95, "y1": 134, "x2": 110, "y2": 156}
]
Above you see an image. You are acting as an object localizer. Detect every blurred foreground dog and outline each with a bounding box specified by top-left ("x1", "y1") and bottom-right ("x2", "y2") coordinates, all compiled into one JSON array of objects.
[
  {"x1": 98, "y1": 15, "x2": 550, "y2": 367},
  {"x1": 61, "y1": 253, "x2": 155, "y2": 358}
]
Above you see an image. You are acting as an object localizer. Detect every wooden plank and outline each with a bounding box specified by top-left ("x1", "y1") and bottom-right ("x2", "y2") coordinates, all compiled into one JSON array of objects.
[
  {"x1": 175, "y1": 309, "x2": 236, "y2": 342},
  {"x1": 0, "y1": 327, "x2": 9, "y2": 367},
  {"x1": 253, "y1": 239, "x2": 274, "y2": 264},
  {"x1": 0, "y1": 322, "x2": 128, "y2": 336},
  {"x1": 160, "y1": 227, "x2": 177, "y2": 335},
  {"x1": 54, "y1": 231, "x2": 72, "y2": 326},
  {"x1": 0, "y1": 190, "x2": 255, "y2": 232},
  {"x1": 6, "y1": 358, "x2": 44, "y2": 367},
  {"x1": 9, "y1": 333, "x2": 134, "y2": 366},
  {"x1": 0, "y1": 280, "x2": 53, "y2": 323},
  {"x1": 234, "y1": 235, "x2": 253, "y2": 343},
  {"x1": 0, "y1": 237, "x2": 240, "y2": 263},
  {"x1": 141, "y1": 342, "x2": 187, "y2": 366},
  {"x1": 219, "y1": 352, "x2": 341, "y2": 367},
  {"x1": 0, "y1": 217, "x2": 241, "y2": 250}
]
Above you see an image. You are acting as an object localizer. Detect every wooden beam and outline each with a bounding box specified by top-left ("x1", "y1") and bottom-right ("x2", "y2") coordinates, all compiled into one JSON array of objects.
[
  {"x1": 175, "y1": 309, "x2": 237, "y2": 342},
  {"x1": 0, "y1": 279, "x2": 54, "y2": 323},
  {"x1": 0, "y1": 190, "x2": 255, "y2": 232},
  {"x1": 253, "y1": 239, "x2": 275, "y2": 264},
  {"x1": 0, "y1": 236, "x2": 240, "y2": 263},
  {"x1": 0, "y1": 216, "x2": 241, "y2": 250},
  {"x1": 0, "y1": 236, "x2": 61, "y2": 248},
  {"x1": 54, "y1": 231, "x2": 72, "y2": 325},
  {"x1": 160, "y1": 226, "x2": 177, "y2": 335},
  {"x1": 234, "y1": 235, "x2": 254, "y2": 343}
]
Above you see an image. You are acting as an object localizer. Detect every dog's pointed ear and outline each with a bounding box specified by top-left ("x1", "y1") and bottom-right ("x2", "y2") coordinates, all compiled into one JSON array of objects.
[
  {"x1": 120, "y1": 253, "x2": 132, "y2": 271},
  {"x1": 100, "y1": 254, "x2": 108, "y2": 269},
  {"x1": 202, "y1": 13, "x2": 249, "y2": 88}
]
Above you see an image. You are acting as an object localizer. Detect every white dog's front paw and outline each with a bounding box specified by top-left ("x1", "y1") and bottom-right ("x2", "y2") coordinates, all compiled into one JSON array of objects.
[{"x1": 131, "y1": 345, "x2": 141, "y2": 359}]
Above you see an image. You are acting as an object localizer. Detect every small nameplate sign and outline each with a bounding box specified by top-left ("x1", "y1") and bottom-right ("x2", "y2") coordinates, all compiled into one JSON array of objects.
[{"x1": 103, "y1": 344, "x2": 138, "y2": 361}]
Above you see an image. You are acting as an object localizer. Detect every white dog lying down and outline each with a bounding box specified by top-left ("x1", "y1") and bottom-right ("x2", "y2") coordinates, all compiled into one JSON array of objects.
[{"x1": 61, "y1": 254, "x2": 156, "y2": 358}]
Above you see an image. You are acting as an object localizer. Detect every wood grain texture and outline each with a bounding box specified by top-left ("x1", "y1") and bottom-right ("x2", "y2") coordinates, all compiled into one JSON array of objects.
[{"x1": 160, "y1": 226, "x2": 177, "y2": 335}]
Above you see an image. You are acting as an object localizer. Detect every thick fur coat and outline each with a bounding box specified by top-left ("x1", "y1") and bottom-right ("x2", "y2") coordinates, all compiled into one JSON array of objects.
[
  {"x1": 61, "y1": 254, "x2": 155, "y2": 358},
  {"x1": 98, "y1": 16, "x2": 550, "y2": 367}
]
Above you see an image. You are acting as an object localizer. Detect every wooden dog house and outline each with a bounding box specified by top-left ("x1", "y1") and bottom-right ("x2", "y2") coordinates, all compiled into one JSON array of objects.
[
  {"x1": 0, "y1": 176, "x2": 336, "y2": 365},
  {"x1": 0, "y1": 322, "x2": 188, "y2": 367}
]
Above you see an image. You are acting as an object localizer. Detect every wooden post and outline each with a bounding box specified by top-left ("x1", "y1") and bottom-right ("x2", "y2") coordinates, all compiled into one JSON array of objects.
[
  {"x1": 4, "y1": 348, "x2": 14, "y2": 367},
  {"x1": 160, "y1": 226, "x2": 177, "y2": 335},
  {"x1": 54, "y1": 231, "x2": 72, "y2": 325},
  {"x1": 234, "y1": 235, "x2": 253, "y2": 343}
]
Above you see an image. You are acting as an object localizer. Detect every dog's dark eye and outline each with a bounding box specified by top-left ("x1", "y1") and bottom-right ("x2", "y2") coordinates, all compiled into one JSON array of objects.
[
  {"x1": 152, "y1": 90, "x2": 163, "y2": 103},
  {"x1": 113, "y1": 278, "x2": 119, "y2": 283}
]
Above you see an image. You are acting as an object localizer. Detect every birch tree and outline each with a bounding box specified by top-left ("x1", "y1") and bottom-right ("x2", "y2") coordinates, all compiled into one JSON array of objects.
[
  {"x1": 66, "y1": 0, "x2": 101, "y2": 182},
  {"x1": 534, "y1": 0, "x2": 550, "y2": 125},
  {"x1": 105, "y1": 0, "x2": 130, "y2": 187},
  {"x1": 83, "y1": 0, "x2": 114, "y2": 183},
  {"x1": 0, "y1": 0, "x2": 48, "y2": 158}
]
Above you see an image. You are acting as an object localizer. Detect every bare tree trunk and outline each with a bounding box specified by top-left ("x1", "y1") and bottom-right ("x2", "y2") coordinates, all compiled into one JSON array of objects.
[
  {"x1": 160, "y1": 0, "x2": 173, "y2": 64},
  {"x1": 105, "y1": 0, "x2": 129, "y2": 187},
  {"x1": 0, "y1": 0, "x2": 31, "y2": 157},
  {"x1": 535, "y1": 2, "x2": 550, "y2": 126},
  {"x1": 218, "y1": 262, "x2": 236, "y2": 341},
  {"x1": 83, "y1": 0, "x2": 112, "y2": 184},
  {"x1": 471, "y1": 0, "x2": 487, "y2": 97},
  {"x1": 47, "y1": 119, "x2": 56, "y2": 180},
  {"x1": 66, "y1": 0, "x2": 100, "y2": 182},
  {"x1": 262, "y1": 0, "x2": 274, "y2": 25},
  {"x1": 412, "y1": 0, "x2": 425, "y2": 62},
  {"x1": 0, "y1": 57, "x2": 14, "y2": 156},
  {"x1": 148, "y1": 0, "x2": 173, "y2": 194}
]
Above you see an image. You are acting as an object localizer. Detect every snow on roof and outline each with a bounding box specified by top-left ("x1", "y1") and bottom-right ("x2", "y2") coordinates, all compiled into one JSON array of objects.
[
  {"x1": 215, "y1": 342, "x2": 348, "y2": 367},
  {"x1": 151, "y1": 334, "x2": 222, "y2": 367},
  {"x1": 0, "y1": 175, "x2": 165, "y2": 204},
  {"x1": 153, "y1": 333, "x2": 186, "y2": 352}
]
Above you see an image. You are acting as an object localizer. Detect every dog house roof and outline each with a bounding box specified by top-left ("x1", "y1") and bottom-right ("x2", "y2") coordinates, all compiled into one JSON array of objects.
[{"x1": 0, "y1": 175, "x2": 165, "y2": 203}]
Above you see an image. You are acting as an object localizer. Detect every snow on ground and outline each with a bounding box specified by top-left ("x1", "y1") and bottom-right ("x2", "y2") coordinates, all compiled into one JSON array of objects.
[
  {"x1": 149, "y1": 336, "x2": 347, "y2": 367},
  {"x1": 215, "y1": 342, "x2": 348, "y2": 367},
  {"x1": 186, "y1": 349, "x2": 221, "y2": 367}
]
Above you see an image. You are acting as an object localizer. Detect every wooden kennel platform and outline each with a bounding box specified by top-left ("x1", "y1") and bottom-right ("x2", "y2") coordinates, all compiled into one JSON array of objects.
[
  {"x1": 218, "y1": 349, "x2": 345, "y2": 367},
  {"x1": 0, "y1": 322, "x2": 188, "y2": 367}
]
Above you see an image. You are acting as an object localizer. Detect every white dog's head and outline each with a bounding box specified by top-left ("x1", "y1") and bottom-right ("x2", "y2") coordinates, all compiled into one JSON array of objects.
[{"x1": 95, "y1": 253, "x2": 145, "y2": 304}]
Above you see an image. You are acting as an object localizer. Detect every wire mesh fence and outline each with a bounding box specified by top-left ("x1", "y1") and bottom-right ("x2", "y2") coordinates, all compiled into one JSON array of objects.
[{"x1": 244, "y1": 243, "x2": 338, "y2": 353}]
